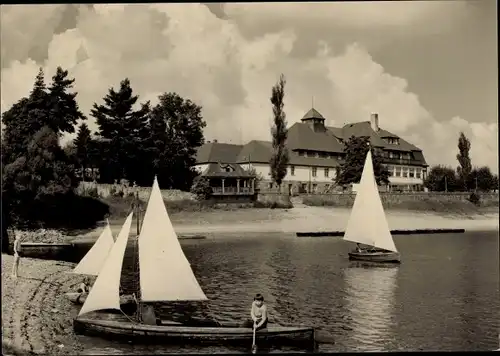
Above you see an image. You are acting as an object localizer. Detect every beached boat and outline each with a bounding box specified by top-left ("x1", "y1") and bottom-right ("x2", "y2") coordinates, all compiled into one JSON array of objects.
[
  {"x1": 64, "y1": 220, "x2": 135, "y2": 309},
  {"x1": 343, "y1": 149, "x2": 401, "y2": 264},
  {"x1": 73, "y1": 177, "x2": 316, "y2": 350}
]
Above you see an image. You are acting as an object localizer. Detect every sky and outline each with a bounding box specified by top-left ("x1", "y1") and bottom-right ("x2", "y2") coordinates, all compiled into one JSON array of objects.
[{"x1": 0, "y1": 1, "x2": 498, "y2": 172}]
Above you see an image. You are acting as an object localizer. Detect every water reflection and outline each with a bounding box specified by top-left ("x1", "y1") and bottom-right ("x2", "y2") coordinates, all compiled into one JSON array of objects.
[{"x1": 343, "y1": 262, "x2": 399, "y2": 351}]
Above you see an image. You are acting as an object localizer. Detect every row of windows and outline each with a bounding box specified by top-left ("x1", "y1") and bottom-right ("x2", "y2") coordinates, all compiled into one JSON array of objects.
[
  {"x1": 386, "y1": 166, "x2": 426, "y2": 179},
  {"x1": 287, "y1": 165, "x2": 425, "y2": 180},
  {"x1": 297, "y1": 149, "x2": 413, "y2": 161}
]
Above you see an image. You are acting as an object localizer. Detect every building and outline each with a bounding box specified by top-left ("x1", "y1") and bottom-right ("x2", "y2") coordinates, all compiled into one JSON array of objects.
[{"x1": 195, "y1": 109, "x2": 428, "y2": 194}]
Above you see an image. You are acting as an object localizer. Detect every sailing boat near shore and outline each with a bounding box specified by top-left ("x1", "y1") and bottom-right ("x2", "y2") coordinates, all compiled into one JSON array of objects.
[
  {"x1": 343, "y1": 149, "x2": 401, "y2": 263},
  {"x1": 64, "y1": 221, "x2": 135, "y2": 306},
  {"x1": 73, "y1": 176, "x2": 315, "y2": 349}
]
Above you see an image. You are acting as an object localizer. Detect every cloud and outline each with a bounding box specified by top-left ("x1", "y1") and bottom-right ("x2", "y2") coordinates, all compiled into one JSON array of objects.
[{"x1": 0, "y1": 3, "x2": 497, "y2": 173}]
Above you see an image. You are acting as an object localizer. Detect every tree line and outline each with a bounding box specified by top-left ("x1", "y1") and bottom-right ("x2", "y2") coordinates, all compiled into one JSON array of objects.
[
  {"x1": 424, "y1": 133, "x2": 498, "y2": 192},
  {"x1": 1, "y1": 67, "x2": 206, "y2": 229}
]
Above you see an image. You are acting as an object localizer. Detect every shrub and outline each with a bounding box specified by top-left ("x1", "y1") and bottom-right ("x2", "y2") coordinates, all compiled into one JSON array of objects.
[
  {"x1": 190, "y1": 176, "x2": 212, "y2": 201},
  {"x1": 468, "y1": 192, "x2": 481, "y2": 206}
]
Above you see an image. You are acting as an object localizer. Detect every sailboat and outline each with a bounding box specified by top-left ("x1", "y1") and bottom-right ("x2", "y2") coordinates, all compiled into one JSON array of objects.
[
  {"x1": 65, "y1": 220, "x2": 135, "y2": 307},
  {"x1": 73, "y1": 176, "x2": 316, "y2": 349},
  {"x1": 343, "y1": 149, "x2": 401, "y2": 263}
]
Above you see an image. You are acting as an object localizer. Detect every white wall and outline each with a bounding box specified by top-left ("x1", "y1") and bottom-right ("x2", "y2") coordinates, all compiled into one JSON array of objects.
[{"x1": 249, "y1": 163, "x2": 335, "y2": 183}]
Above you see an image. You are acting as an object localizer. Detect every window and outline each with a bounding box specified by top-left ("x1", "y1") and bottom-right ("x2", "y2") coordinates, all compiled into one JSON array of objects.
[
  {"x1": 298, "y1": 151, "x2": 305, "y2": 157},
  {"x1": 268, "y1": 182, "x2": 273, "y2": 189},
  {"x1": 395, "y1": 166, "x2": 401, "y2": 177},
  {"x1": 312, "y1": 167, "x2": 317, "y2": 177},
  {"x1": 324, "y1": 168, "x2": 329, "y2": 178},
  {"x1": 416, "y1": 168, "x2": 422, "y2": 179},
  {"x1": 290, "y1": 165, "x2": 295, "y2": 176},
  {"x1": 389, "y1": 152, "x2": 394, "y2": 159},
  {"x1": 402, "y1": 167, "x2": 408, "y2": 178},
  {"x1": 312, "y1": 184, "x2": 317, "y2": 192},
  {"x1": 409, "y1": 167, "x2": 415, "y2": 178},
  {"x1": 386, "y1": 165, "x2": 394, "y2": 177},
  {"x1": 301, "y1": 183, "x2": 307, "y2": 192}
]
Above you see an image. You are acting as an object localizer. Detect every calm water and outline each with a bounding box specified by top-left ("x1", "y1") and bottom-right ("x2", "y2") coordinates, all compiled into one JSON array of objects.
[{"x1": 78, "y1": 231, "x2": 499, "y2": 353}]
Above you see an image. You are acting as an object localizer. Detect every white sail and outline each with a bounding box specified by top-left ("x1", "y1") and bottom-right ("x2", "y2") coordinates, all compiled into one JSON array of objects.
[
  {"x1": 78, "y1": 213, "x2": 133, "y2": 316},
  {"x1": 139, "y1": 177, "x2": 208, "y2": 302},
  {"x1": 343, "y1": 150, "x2": 398, "y2": 252},
  {"x1": 71, "y1": 222, "x2": 114, "y2": 276}
]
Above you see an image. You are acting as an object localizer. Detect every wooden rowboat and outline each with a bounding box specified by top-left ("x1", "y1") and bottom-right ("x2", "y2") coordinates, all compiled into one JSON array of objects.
[
  {"x1": 65, "y1": 292, "x2": 135, "y2": 306},
  {"x1": 74, "y1": 314, "x2": 316, "y2": 348}
]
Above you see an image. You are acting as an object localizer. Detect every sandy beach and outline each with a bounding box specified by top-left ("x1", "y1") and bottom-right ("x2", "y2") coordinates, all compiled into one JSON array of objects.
[
  {"x1": 1, "y1": 255, "x2": 83, "y2": 356},
  {"x1": 86, "y1": 207, "x2": 499, "y2": 240}
]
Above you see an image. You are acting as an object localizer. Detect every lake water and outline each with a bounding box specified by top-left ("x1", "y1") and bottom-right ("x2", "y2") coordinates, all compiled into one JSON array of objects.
[{"x1": 78, "y1": 230, "x2": 499, "y2": 353}]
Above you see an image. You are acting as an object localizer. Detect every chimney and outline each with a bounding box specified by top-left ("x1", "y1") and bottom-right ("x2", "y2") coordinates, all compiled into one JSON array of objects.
[{"x1": 370, "y1": 113, "x2": 379, "y2": 132}]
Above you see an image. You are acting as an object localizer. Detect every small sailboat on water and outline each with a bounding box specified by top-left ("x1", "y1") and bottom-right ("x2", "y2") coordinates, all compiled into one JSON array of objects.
[
  {"x1": 65, "y1": 220, "x2": 136, "y2": 307},
  {"x1": 343, "y1": 149, "x2": 401, "y2": 263},
  {"x1": 73, "y1": 176, "x2": 316, "y2": 349}
]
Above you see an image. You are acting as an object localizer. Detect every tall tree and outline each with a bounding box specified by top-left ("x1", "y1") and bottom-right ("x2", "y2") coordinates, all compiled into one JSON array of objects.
[
  {"x1": 147, "y1": 92, "x2": 206, "y2": 190},
  {"x1": 468, "y1": 166, "x2": 496, "y2": 192},
  {"x1": 47, "y1": 67, "x2": 86, "y2": 134},
  {"x1": 335, "y1": 136, "x2": 390, "y2": 186},
  {"x1": 269, "y1": 74, "x2": 289, "y2": 191},
  {"x1": 456, "y1": 132, "x2": 472, "y2": 191},
  {"x1": 91, "y1": 78, "x2": 150, "y2": 184},
  {"x1": 424, "y1": 165, "x2": 459, "y2": 192},
  {"x1": 73, "y1": 122, "x2": 92, "y2": 180}
]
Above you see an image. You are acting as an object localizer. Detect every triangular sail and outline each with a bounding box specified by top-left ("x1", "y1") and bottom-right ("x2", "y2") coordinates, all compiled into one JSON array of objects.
[
  {"x1": 71, "y1": 222, "x2": 114, "y2": 276},
  {"x1": 343, "y1": 150, "x2": 398, "y2": 252},
  {"x1": 78, "y1": 213, "x2": 133, "y2": 316},
  {"x1": 139, "y1": 177, "x2": 208, "y2": 302}
]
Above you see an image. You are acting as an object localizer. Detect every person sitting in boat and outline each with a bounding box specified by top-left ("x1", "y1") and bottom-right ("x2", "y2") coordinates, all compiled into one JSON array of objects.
[
  {"x1": 243, "y1": 294, "x2": 268, "y2": 331},
  {"x1": 77, "y1": 277, "x2": 90, "y2": 294}
]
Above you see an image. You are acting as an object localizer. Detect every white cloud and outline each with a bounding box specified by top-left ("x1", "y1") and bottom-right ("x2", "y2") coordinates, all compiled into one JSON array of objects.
[{"x1": 0, "y1": 3, "x2": 497, "y2": 173}]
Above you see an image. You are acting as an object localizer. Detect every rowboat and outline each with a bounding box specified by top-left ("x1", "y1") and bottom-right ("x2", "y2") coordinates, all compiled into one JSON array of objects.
[
  {"x1": 73, "y1": 176, "x2": 316, "y2": 350},
  {"x1": 343, "y1": 149, "x2": 401, "y2": 264}
]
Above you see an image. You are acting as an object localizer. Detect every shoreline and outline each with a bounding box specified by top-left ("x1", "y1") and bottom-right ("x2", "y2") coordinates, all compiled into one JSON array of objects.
[
  {"x1": 1, "y1": 255, "x2": 83, "y2": 356},
  {"x1": 79, "y1": 207, "x2": 498, "y2": 241}
]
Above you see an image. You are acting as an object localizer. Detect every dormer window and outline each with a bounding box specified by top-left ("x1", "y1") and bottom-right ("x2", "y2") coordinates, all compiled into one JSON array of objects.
[
  {"x1": 219, "y1": 163, "x2": 235, "y2": 172},
  {"x1": 386, "y1": 137, "x2": 400, "y2": 145}
]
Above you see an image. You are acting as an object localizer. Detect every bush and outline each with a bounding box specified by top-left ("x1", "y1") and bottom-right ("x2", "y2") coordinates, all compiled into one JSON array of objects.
[
  {"x1": 190, "y1": 176, "x2": 212, "y2": 201},
  {"x1": 468, "y1": 192, "x2": 481, "y2": 206}
]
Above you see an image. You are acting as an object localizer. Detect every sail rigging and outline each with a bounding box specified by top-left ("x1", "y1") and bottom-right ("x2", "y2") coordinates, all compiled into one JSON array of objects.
[
  {"x1": 78, "y1": 213, "x2": 133, "y2": 316},
  {"x1": 343, "y1": 150, "x2": 398, "y2": 253},
  {"x1": 138, "y1": 177, "x2": 208, "y2": 302},
  {"x1": 71, "y1": 222, "x2": 114, "y2": 276}
]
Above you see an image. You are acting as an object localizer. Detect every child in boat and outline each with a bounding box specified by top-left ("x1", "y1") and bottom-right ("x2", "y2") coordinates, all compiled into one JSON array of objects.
[
  {"x1": 11, "y1": 232, "x2": 22, "y2": 278},
  {"x1": 243, "y1": 294, "x2": 268, "y2": 330}
]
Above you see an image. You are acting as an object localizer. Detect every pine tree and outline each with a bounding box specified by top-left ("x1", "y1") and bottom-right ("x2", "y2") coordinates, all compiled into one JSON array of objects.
[
  {"x1": 91, "y1": 78, "x2": 150, "y2": 184},
  {"x1": 73, "y1": 123, "x2": 92, "y2": 180},
  {"x1": 269, "y1": 74, "x2": 289, "y2": 191}
]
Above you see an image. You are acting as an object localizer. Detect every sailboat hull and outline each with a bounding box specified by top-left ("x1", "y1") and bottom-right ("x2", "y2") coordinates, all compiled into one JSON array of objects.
[
  {"x1": 73, "y1": 314, "x2": 316, "y2": 350},
  {"x1": 348, "y1": 251, "x2": 401, "y2": 263}
]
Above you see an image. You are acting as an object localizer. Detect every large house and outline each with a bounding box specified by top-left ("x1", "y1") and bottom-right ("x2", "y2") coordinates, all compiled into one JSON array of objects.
[{"x1": 195, "y1": 108, "x2": 428, "y2": 194}]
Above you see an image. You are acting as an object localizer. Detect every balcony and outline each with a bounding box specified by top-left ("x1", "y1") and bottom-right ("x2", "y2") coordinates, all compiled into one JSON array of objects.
[
  {"x1": 381, "y1": 157, "x2": 426, "y2": 166},
  {"x1": 212, "y1": 186, "x2": 255, "y2": 195}
]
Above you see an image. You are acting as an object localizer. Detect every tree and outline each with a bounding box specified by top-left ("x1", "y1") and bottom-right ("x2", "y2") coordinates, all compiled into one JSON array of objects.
[
  {"x1": 47, "y1": 67, "x2": 86, "y2": 135},
  {"x1": 335, "y1": 136, "x2": 390, "y2": 186},
  {"x1": 91, "y1": 78, "x2": 150, "y2": 184},
  {"x1": 424, "y1": 165, "x2": 459, "y2": 192},
  {"x1": 269, "y1": 74, "x2": 289, "y2": 191},
  {"x1": 2, "y1": 127, "x2": 78, "y2": 227},
  {"x1": 73, "y1": 122, "x2": 92, "y2": 180},
  {"x1": 456, "y1": 132, "x2": 472, "y2": 191},
  {"x1": 190, "y1": 176, "x2": 212, "y2": 200},
  {"x1": 147, "y1": 92, "x2": 206, "y2": 190},
  {"x1": 468, "y1": 166, "x2": 496, "y2": 192}
]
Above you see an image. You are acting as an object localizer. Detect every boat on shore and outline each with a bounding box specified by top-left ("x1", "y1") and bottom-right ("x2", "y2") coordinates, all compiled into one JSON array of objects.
[
  {"x1": 64, "y1": 220, "x2": 135, "y2": 309},
  {"x1": 343, "y1": 149, "x2": 401, "y2": 264},
  {"x1": 73, "y1": 176, "x2": 316, "y2": 351}
]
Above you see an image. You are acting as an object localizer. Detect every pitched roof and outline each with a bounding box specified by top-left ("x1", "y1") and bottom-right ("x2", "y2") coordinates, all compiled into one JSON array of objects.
[
  {"x1": 339, "y1": 121, "x2": 421, "y2": 152},
  {"x1": 288, "y1": 123, "x2": 345, "y2": 153},
  {"x1": 201, "y1": 163, "x2": 255, "y2": 178},
  {"x1": 196, "y1": 142, "x2": 243, "y2": 163},
  {"x1": 302, "y1": 108, "x2": 325, "y2": 121}
]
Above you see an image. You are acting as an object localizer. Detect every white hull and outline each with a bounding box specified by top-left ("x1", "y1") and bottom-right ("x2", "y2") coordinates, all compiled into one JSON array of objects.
[{"x1": 348, "y1": 250, "x2": 401, "y2": 263}]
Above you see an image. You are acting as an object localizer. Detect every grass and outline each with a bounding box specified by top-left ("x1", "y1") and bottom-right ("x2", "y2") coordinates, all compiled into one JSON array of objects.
[{"x1": 302, "y1": 194, "x2": 499, "y2": 215}]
